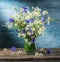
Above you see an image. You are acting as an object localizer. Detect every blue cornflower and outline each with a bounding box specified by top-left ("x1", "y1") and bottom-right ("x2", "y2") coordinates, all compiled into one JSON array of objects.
[
  {"x1": 46, "y1": 49, "x2": 51, "y2": 54},
  {"x1": 9, "y1": 18, "x2": 14, "y2": 22},
  {"x1": 32, "y1": 38, "x2": 35, "y2": 43},
  {"x1": 30, "y1": 19, "x2": 34, "y2": 23},
  {"x1": 24, "y1": 9, "x2": 28, "y2": 13},
  {"x1": 26, "y1": 20, "x2": 29, "y2": 23},
  {"x1": 15, "y1": 29, "x2": 18, "y2": 32},
  {"x1": 23, "y1": 7, "x2": 28, "y2": 10},
  {"x1": 21, "y1": 29, "x2": 26, "y2": 33},
  {"x1": 26, "y1": 19, "x2": 34, "y2": 23},
  {"x1": 41, "y1": 17, "x2": 45, "y2": 22},
  {"x1": 29, "y1": 29, "x2": 33, "y2": 36},
  {"x1": 22, "y1": 7, "x2": 28, "y2": 13},
  {"x1": 11, "y1": 46, "x2": 16, "y2": 52}
]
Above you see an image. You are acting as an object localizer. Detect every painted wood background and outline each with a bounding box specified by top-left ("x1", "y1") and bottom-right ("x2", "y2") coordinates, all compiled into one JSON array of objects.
[{"x1": 0, "y1": 0, "x2": 60, "y2": 48}]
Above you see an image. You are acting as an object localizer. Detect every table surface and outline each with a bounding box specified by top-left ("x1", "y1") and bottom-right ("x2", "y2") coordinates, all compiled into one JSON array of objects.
[{"x1": 0, "y1": 48, "x2": 60, "y2": 59}]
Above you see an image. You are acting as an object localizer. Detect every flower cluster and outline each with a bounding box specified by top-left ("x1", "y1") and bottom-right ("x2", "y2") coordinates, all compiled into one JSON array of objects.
[{"x1": 6, "y1": 6, "x2": 52, "y2": 43}]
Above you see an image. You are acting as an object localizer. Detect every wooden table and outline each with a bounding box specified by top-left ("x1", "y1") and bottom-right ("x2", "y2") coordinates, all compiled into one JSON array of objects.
[{"x1": 0, "y1": 48, "x2": 60, "y2": 62}]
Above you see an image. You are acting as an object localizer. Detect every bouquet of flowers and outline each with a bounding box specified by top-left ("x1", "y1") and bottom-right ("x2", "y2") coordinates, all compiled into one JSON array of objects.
[{"x1": 6, "y1": 6, "x2": 52, "y2": 54}]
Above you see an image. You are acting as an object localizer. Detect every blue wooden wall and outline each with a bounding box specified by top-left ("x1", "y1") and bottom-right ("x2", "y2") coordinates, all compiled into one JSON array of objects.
[{"x1": 0, "y1": 0, "x2": 60, "y2": 48}]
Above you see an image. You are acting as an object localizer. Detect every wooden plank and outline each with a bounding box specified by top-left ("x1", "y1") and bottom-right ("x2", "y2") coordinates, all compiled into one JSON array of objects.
[
  {"x1": 0, "y1": 48, "x2": 60, "y2": 59},
  {"x1": 0, "y1": 48, "x2": 60, "y2": 62}
]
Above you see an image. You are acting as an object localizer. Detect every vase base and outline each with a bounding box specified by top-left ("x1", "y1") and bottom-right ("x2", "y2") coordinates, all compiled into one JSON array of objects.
[{"x1": 25, "y1": 52, "x2": 35, "y2": 55}]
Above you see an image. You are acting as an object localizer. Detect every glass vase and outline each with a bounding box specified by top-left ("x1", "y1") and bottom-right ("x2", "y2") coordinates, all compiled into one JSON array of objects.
[{"x1": 24, "y1": 42, "x2": 36, "y2": 55}]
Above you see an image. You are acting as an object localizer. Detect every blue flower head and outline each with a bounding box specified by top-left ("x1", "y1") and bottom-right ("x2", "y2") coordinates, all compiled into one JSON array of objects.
[
  {"x1": 46, "y1": 49, "x2": 51, "y2": 54},
  {"x1": 15, "y1": 29, "x2": 18, "y2": 32},
  {"x1": 30, "y1": 19, "x2": 34, "y2": 23},
  {"x1": 41, "y1": 17, "x2": 45, "y2": 22},
  {"x1": 23, "y1": 7, "x2": 28, "y2": 10},
  {"x1": 22, "y1": 7, "x2": 28, "y2": 13},
  {"x1": 9, "y1": 18, "x2": 14, "y2": 22},
  {"x1": 29, "y1": 29, "x2": 33, "y2": 36},
  {"x1": 32, "y1": 38, "x2": 35, "y2": 43},
  {"x1": 26, "y1": 19, "x2": 34, "y2": 23},
  {"x1": 11, "y1": 46, "x2": 16, "y2": 52},
  {"x1": 21, "y1": 29, "x2": 26, "y2": 33},
  {"x1": 26, "y1": 20, "x2": 29, "y2": 23}
]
